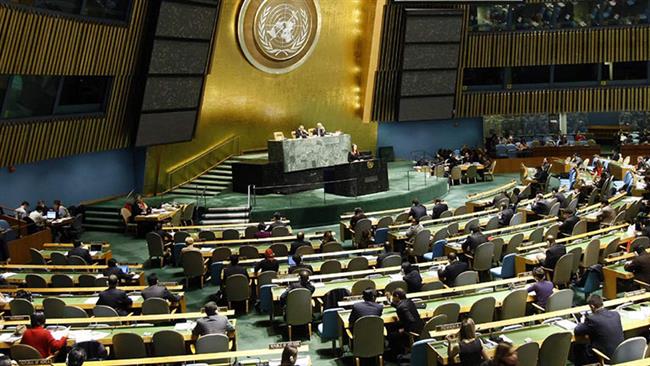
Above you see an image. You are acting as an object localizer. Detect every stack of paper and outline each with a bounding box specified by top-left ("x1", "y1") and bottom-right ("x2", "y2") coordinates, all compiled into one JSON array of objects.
[{"x1": 556, "y1": 319, "x2": 577, "y2": 330}]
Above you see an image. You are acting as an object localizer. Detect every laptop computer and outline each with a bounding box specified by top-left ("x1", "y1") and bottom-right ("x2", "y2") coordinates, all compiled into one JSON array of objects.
[
  {"x1": 46, "y1": 211, "x2": 56, "y2": 219},
  {"x1": 118, "y1": 265, "x2": 129, "y2": 274}
]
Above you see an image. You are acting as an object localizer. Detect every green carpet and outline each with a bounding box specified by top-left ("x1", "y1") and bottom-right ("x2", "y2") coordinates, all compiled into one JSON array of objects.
[{"x1": 79, "y1": 173, "x2": 519, "y2": 365}]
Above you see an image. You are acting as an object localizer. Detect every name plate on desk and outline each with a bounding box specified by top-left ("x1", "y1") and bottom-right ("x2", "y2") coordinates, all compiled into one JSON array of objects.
[
  {"x1": 517, "y1": 271, "x2": 532, "y2": 278},
  {"x1": 343, "y1": 295, "x2": 363, "y2": 301},
  {"x1": 436, "y1": 322, "x2": 462, "y2": 331},
  {"x1": 18, "y1": 360, "x2": 52, "y2": 365},
  {"x1": 625, "y1": 289, "x2": 646, "y2": 297},
  {"x1": 269, "y1": 341, "x2": 301, "y2": 350}
]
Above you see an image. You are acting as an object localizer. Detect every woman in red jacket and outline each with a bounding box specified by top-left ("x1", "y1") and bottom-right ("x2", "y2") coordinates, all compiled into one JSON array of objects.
[{"x1": 21, "y1": 312, "x2": 68, "y2": 358}]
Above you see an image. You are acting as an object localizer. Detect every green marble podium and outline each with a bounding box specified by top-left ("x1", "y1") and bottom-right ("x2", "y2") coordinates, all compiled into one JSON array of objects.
[{"x1": 268, "y1": 134, "x2": 351, "y2": 173}]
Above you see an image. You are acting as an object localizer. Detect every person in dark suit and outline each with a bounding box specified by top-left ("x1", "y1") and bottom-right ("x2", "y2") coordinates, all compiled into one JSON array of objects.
[
  {"x1": 348, "y1": 144, "x2": 361, "y2": 162},
  {"x1": 315, "y1": 122, "x2": 326, "y2": 136},
  {"x1": 102, "y1": 258, "x2": 133, "y2": 283},
  {"x1": 430, "y1": 199, "x2": 448, "y2": 219},
  {"x1": 67, "y1": 240, "x2": 92, "y2": 264},
  {"x1": 96, "y1": 275, "x2": 132, "y2": 316},
  {"x1": 498, "y1": 203, "x2": 514, "y2": 227},
  {"x1": 408, "y1": 199, "x2": 427, "y2": 221},
  {"x1": 540, "y1": 235, "x2": 566, "y2": 270},
  {"x1": 348, "y1": 289, "x2": 383, "y2": 330},
  {"x1": 510, "y1": 187, "x2": 525, "y2": 205},
  {"x1": 254, "y1": 248, "x2": 279, "y2": 274},
  {"x1": 295, "y1": 125, "x2": 309, "y2": 139},
  {"x1": 192, "y1": 301, "x2": 235, "y2": 337},
  {"x1": 349, "y1": 207, "x2": 367, "y2": 229},
  {"x1": 624, "y1": 245, "x2": 650, "y2": 284},
  {"x1": 438, "y1": 253, "x2": 469, "y2": 286},
  {"x1": 573, "y1": 294, "x2": 624, "y2": 365},
  {"x1": 387, "y1": 288, "x2": 424, "y2": 357},
  {"x1": 552, "y1": 188, "x2": 567, "y2": 208},
  {"x1": 289, "y1": 232, "x2": 311, "y2": 255},
  {"x1": 288, "y1": 254, "x2": 313, "y2": 274},
  {"x1": 141, "y1": 273, "x2": 180, "y2": 303},
  {"x1": 462, "y1": 227, "x2": 488, "y2": 257},
  {"x1": 491, "y1": 191, "x2": 509, "y2": 207},
  {"x1": 221, "y1": 255, "x2": 249, "y2": 286},
  {"x1": 530, "y1": 194, "x2": 551, "y2": 216},
  {"x1": 280, "y1": 270, "x2": 315, "y2": 306},
  {"x1": 265, "y1": 212, "x2": 285, "y2": 232},
  {"x1": 558, "y1": 208, "x2": 580, "y2": 237},
  {"x1": 402, "y1": 262, "x2": 422, "y2": 292}
]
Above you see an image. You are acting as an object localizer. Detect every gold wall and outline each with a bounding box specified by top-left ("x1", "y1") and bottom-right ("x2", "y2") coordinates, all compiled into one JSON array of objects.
[
  {"x1": 144, "y1": 0, "x2": 380, "y2": 192},
  {"x1": 0, "y1": 2, "x2": 148, "y2": 167}
]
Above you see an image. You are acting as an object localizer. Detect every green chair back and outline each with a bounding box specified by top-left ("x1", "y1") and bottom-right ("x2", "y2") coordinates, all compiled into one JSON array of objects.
[
  {"x1": 600, "y1": 238, "x2": 620, "y2": 262},
  {"x1": 611, "y1": 336, "x2": 647, "y2": 364},
  {"x1": 439, "y1": 210, "x2": 452, "y2": 218},
  {"x1": 295, "y1": 245, "x2": 315, "y2": 256},
  {"x1": 472, "y1": 242, "x2": 494, "y2": 272},
  {"x1": 51, "y1": 274, "x2": 74, "y2": 288},
  {"x1": 538, "y1": 332, "x2": 572, "y2": 366},
  {"x1": 11, "y1": 344, "x2": 42, "y2": 361},
  {"x1": 321, "y1": 242, "x2": 343, "y2": 253},
  {"x1": 571, "y1": 220, "x2": 587, "y2": 236},
  {"x1": 581, "y1": 239, "x2": 600, "y2": 268},
  {"x1": 43, "y1": 297, "x2": 66, "y2": 318},
  {"x1": 221, "y1": 229, "x2": 240, "y2": 240},
  {"x1": 93, "y1": 305, "x2": 120, "y2": 317},
  {"x1": 174, "y1": 231, "x2": 190, "y2": 243},
  {"x1": 447, "y1": 222, "x2": 459, "y2": 235},
  {"x1": 464, "y1": 218, "x2": 479, "y2": 234},
  {"x1": 505, "y1": 233, "x2": 524, "y2": 255},
  {"x1": 270, "y1": 243, "x2": 289, "y2": 256},
  {"x1": 501, "y1": 289, "x2": 527, "y2": 320},
  {"x1": 516, "y1": 339, "x2": 539, "y2": 365},
  {"x1": 385, "y1": 280, "x2": 407, "y2": 294},
  {"x1": 351, "y1": 279, "x2": 375, "y2": 296},
  {"x1": 412, "y1": 230, "x2": 431, "y2": 257},
  {"x1": 544, "y1": 224, "x2": 560, "y2": 239},
  {"x1": 198, "y1": 231, "x2": 216, "y2": 241},
  {"x1": 552, "y1": 253, "x2": 574, "y2": 287},
  {"x1": 420, "y1": 314, "x2": 448, "y2": 339},
  {"x1": 112, "y1": 332, "x2": 147, "y2": 359},
  {"x1": 381, "y1": 255, "x2": 402, "y2": 268},
  {"x1": 352, "y1": 316, "x2": 384, "y2": 358},
  {"x1": 238, "y1": 245, "x2": 259, "y2": 260},
  {"x1": 211, "y1": 247, "x2": 232, "y2": 262},
  {"x1": 225, "y1": 274, "x2": 250, "y2": 302},
  {"x1": 152, "y1": 329, "x2": 186, "y2": 357},
  {"x1": 376, "y1": 216, "x2": 393, "y2": 229},
  {"x1": 63, "y1": 305, "x2": 88, "y2": 318},
  {"x1": 10, "y1": 298, "x2": 34, "y2": 316},
  {"x1": 182, "y1": 250, "x2": 206, "y2": 278},
  {"x1": 320, "y1": 260, "x2": 342, "y2": 274},
  {"x1": 347, "y1": 256, "x2": 369, "y2": 272},
  {"x1": 491, "y1": 237, "x2": 504, "y2": 264},
  {"x1": 568, "y1": 247, "x2": 582, "y2": 274},
  {"x1": 29, "y1": 248, "x2": 45, "y2": 265},
  {"x1": 25, "y1": 274, "x2": 47, "y2": 288},
  {"x1": 433, "y1": 303, "x2": 460, "y2": 324},
  {"x1": 485, "y1": 216, "x2": 499, "y2": 231},
  {"x1": 469, "y1": 296, "x2": 495, "y2": 324},
  {"x1": 286, "y1": 288, "x2": 313, "y2": 326},
  {"x1": 146, "y1": 232, "x2": 165, "y2": 257},
  {"x1": 50, "y1": 252, "x2": 68, "y2": 265},
  {"x1": 68, "y1": 255, "x2": 87, "y2": 265},
  {"x1": 529, "y1": 227, "x2": 545, "y2": 244},
  {"x1": 453, "y1": 206, "x2": 466, "y2": 216},
  {"x1": 433, "y1": 227, "x2": 448, "y2": 242},
  {"x1": 142, "y1": 297, "x2": 170, "y2": 315},
  {"x1": 257, "y1": 271, "x2": 277, "y2": 289},
  {"x1": 545, "y1": 289, "x2": 573, "y2": 312},
  {"x1": 78, "y1": 274, "x2": 97, "y2": 287},
  {"x1": 453, "y1": 271, "x2": 478, "y2": 286},
  {"x1": 244, "y1": 226, "x2": 257, "y2": 239},
  {"x1": 196, "y1": 333, "x2": 229, "y2": 353}
]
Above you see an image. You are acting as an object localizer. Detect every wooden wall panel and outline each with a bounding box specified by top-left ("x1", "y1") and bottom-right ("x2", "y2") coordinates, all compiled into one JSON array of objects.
[
  {"x1": 464, "y1": 26, "x2": 650, "y2": 68},
  {"x1": 0, "y1": 2, "x2": 148, "y2": 167},
  {"x1": 457, "y1": 86, "x2": 650, "y2": 117}
]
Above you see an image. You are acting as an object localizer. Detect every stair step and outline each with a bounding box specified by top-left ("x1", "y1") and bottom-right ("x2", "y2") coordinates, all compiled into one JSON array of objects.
[
  {"x1": 84, "y1": 210, "x2": 120, "y2": 217},
  {"x1": 202, "y1": 212, "x2": 249, "y2": 219},
  {"x1": 210, "y1": 168, "x2": 232, "y2": 174},
  {"x1": 82, "y1": 223, "x2": 123, "y2": 232},
  {"x1": 83, "y1": 206, "x2": 119, "y2": 213},
  {"x1": 190, "y1": 179, "x2": 230, "y2": 186},
  {"x1": 206, "y1": 206, "x2": 250, "y2": 213},
  {"x1": 84, "y1": 217, "x2": 122, "y2": 224},
  {"x1": 178, "y1": 185, "x2": 225, "y2": 192},
  {"x1": 172, "y1": 189, "x2": 222, "y2": 196},
  {"x1": 199, "y1": 219, "x2": 249, "y2": 225},
  {"x1": 199, "y1": 174, "x2": 232, "y2": 181}
]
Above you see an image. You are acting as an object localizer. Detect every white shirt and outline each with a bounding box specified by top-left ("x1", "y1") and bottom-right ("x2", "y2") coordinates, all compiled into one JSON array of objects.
[
  {"x1": 29, "y1": 210, "x2": 46, "y2": 227},
  {"x1": 15, "y1": 206, "x2": 27, "y2": 220},
  {"x1": 57, "y1": 206, "x2": 70, "y2": 218}
]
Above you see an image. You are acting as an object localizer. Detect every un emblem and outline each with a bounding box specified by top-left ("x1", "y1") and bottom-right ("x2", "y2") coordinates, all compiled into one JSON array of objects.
[{"x1": 238, "y1": 0, "x2": 321, "y2": 74}]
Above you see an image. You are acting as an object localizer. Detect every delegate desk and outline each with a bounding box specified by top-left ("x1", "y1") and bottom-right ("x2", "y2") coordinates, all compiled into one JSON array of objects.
[
  {"x1": 268, "y1": 134, "x2": 351, "y2": 173},
  {"x1": 513, "y1": 225, "x2": 633, "y2": 274},
  {"x1": 465, "y1": 181, "x2": 520, "y2": 212},
  {"x1": 271, "y1": 270, "x2": 441, "y2": 302},
  {"x1": 0, "y1": 284, "x2": 181, "y2": 294},
  {"x1": 51, "y1": 346, "x2": 311, "y2": 366},
  {"x1": 0, "y1": 321, "x2": 235, "y2": 351},
  {"x1": 1, "y1": 271, "x2": 146, "y2": 286},
  {"x1": 428, "y1": 300, "x2": 650, "y2": 365},
  {"x1": 621, "y1": 144, "x2": 650, "y2": 162},
  {"x1": 1, "y1": 293, "x2": 187, "y2": 312}
]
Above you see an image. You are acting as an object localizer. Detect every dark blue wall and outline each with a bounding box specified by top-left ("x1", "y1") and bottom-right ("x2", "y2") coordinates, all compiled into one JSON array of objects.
[
  {"x1": 377, "y1": 118, "x2": 484, "y2": 159},
  {"x1": 0, "y1": 148, "x2": 145, "y2": 209}
]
